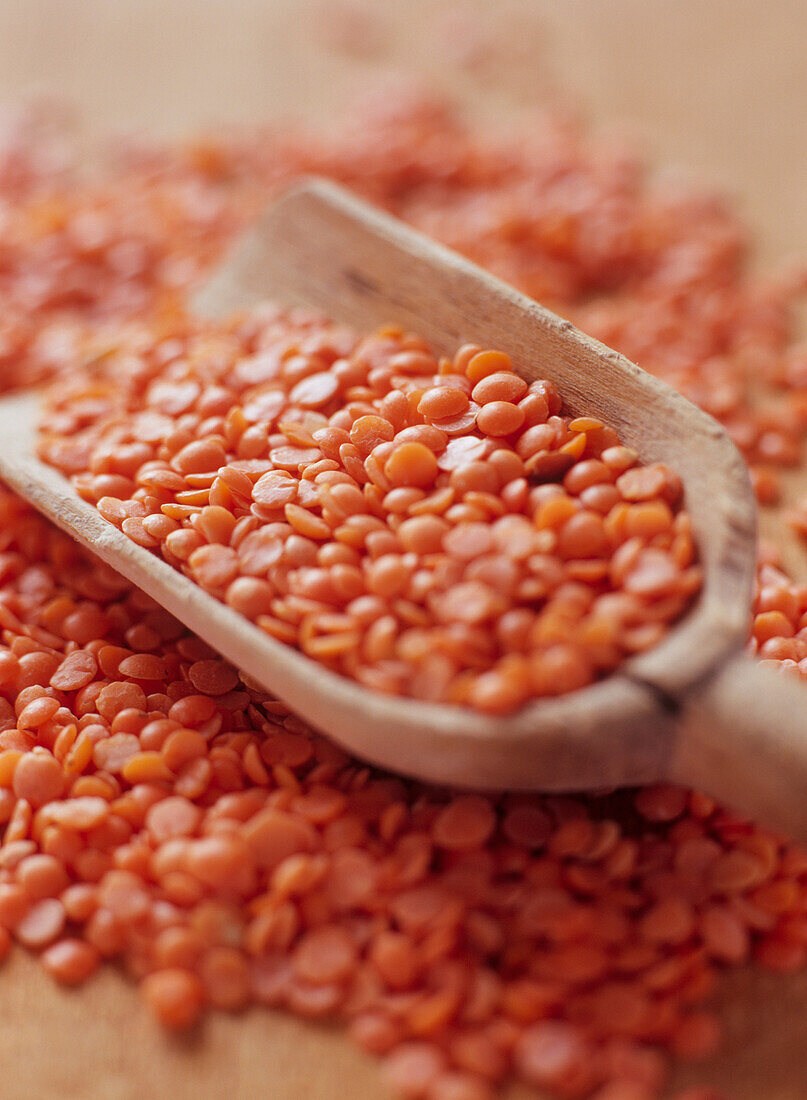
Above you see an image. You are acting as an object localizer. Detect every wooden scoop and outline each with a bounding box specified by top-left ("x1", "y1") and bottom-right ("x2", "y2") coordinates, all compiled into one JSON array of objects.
[{"x1": 1, "y1": 178, "x2": 806, "y2": 838}]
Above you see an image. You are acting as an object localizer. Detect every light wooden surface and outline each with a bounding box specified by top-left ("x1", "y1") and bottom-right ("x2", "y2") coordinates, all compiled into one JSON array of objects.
[{"x1": 1, "y1": 2, "x2": 807, "y2": 1098}]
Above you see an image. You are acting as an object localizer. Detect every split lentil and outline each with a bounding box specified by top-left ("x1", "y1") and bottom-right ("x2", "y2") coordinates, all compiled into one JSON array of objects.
[{"x1": 0, "y1": 91, "x2": 802, "y2": 1100}]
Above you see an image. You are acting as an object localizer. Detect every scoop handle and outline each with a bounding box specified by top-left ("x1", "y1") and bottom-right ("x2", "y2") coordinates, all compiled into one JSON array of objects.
[{"x1": 672, "y1": 654, "x2": 807, "y2": 841}]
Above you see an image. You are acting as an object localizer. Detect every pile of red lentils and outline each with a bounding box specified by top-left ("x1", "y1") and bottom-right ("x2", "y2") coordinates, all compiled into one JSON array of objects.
[
  {"x1": 39, "y1": 306, "x2": 700, "y2": 712},
  {"x1": 0, "y1": 93, "x2": 807, "y2": 1099}
]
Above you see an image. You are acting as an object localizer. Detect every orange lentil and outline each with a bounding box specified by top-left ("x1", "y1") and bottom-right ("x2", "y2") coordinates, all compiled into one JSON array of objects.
[
  {"x1": 252, "y1": 468, "x2": 296, "y2": 510},
  {"x1": 465, "y1": 351, "x2": 512, "y2": 385},
  {"x1": 188, "y1": 544, "x2": 239, "y2": 589},
  {"x1": 46, "y1": 796, "x2": 109, "y2": 830},
  {"x1": 50, "y1": 651, "x2": 98, "y2": 692},
  {"x1": 169, "y1": 693, "x2": 217, "y2": 726},
  {"x1": 515, "y1": 1021, "x2": 594, "y2": 1093},
  {"x1": 146, "y1": 796, "x2": 203, "y2": 842},
  {"x1": 12, "y1": 752, "x2": 63, "y2": 807},
  {"x1": 699, "y1": 907, "x2": 750, "y2": 964},
  {"x1": 117, "y1": 654, "x2": 167, "y2": 680},
  {"x1": 41, "y1": 938, "x2": 100, "y2": 985},
  {"x1": 200, "y1": 945, "x2": 251, "y2": 1011},
  {"x1": 385, "y1": 442, "x2": 440, "y2": 489},
  {"x1": 15, "y1": 897, "x2": 65, "y2": 948},
  {"x1": 476, "y1": 401, "x2": 525, "y2": 437},
  {"x1": 17, "y1": 695, "x2": 61, "y2": 730},
  {"x1": 383, "y1": 1043, "x2": 447, "y2": 1098},
  {"x1": 432, "y1": 797, "x2": 496, "y2": 851},
  {"x1": 95, "y1": 681, "x2": 147, "y2": 720},
  {"x1": 671, "y1": 1013, "x2": 721, "y2": 1061},
  {"x1": 162, "y1": 728, "x2": 207, "y2": 772},
  {"x1": 639, "y1": 898, "x2": 696, "y2": 947},
  {"x1": 418, "y1": 387, "x2": 469, "y2": 420},
  {"x1": 142, "y1": 968, "x2": 205, "y2": 1029},
  {"x1": 429, "y1": 1073, "x2": 494, "y2": 1100},
  {"x1": 242, "y1": 807, "x2": 317, "y2": 870},
  {"x1": 293, "y1": 925, "x2": 358, "y2": 986},
  {"x1": 188, "y1": 660, "x2": 240, "y2": 696},
  {"x1": 0, "y1": 750, "x2": 23, "y2": 786},
  {"x1": 17, "y1": 854, "x2": 69, "y2": 900},
  {"x1": 471, "y1": 372, "x2": 528, "y2": 405}
]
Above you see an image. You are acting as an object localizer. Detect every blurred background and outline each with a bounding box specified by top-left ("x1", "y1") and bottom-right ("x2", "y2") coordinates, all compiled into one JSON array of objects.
[{"x1": 0, "y1": 0, "x2": 805, "y2": 266}]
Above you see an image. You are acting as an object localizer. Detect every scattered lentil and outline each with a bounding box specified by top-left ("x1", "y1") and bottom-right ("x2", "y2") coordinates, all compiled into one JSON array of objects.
[{"x1": 0, "y1": 91, "x2": 802, "y2": 1100}]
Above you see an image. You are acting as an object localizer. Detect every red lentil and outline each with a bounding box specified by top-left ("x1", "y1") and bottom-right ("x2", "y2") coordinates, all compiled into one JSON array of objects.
[
  {"x1": 142, "y1": 968, "x2": 205, "y2": 1029},
  {"x1": 41, "y1": 938, "x2": 100, "y2": 985},
  {"x1": 0, "y1": 90, "x2": 802, "y2": 1100}
]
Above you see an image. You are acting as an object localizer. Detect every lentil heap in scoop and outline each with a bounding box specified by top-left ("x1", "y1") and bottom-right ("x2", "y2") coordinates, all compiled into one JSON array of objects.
[{"x1": 38, "y1": 310, "x2": 700, "y2": 713}]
